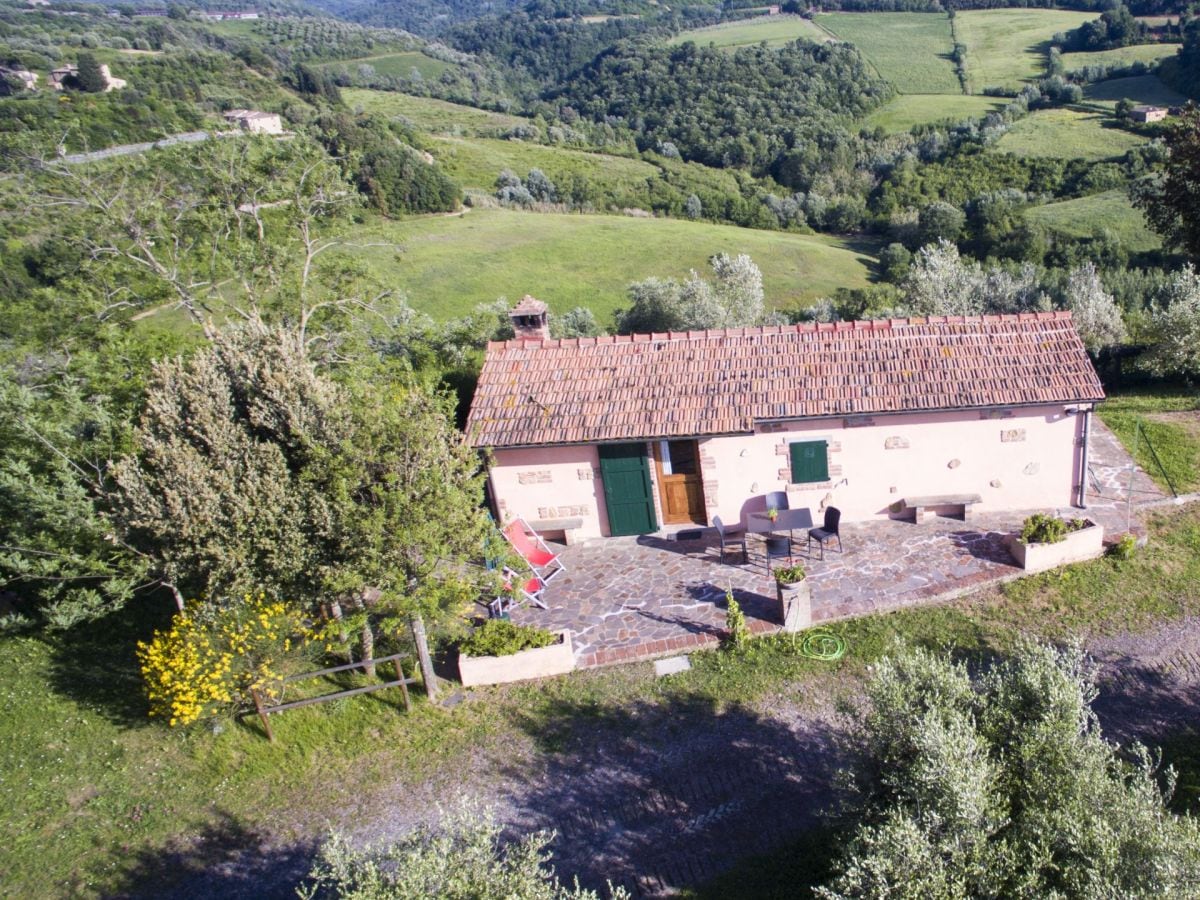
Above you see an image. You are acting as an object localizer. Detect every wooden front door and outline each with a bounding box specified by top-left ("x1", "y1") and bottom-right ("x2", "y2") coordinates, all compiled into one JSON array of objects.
[
  {"x1": 598, "y1": 443, "x2": 659, "y2": 536},
  {"x1": 653, "y1": 440, "x2": 706, "y2": 525}
]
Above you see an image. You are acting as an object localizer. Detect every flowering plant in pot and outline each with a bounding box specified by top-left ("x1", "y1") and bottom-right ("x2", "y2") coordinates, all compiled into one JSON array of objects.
[
  {"x1": 774, "y1": 564, "x2": 806, "y2": 586},
  {"x1": 766, "y1": 506, "x2": 779, "y2": 523}
]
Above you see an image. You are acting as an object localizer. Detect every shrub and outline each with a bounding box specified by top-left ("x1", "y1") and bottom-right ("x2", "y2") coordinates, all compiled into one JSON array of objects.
[
  {"x1": 137, "y1": 595, "x2": 308, "y2": 727},
  {"x1": 1109, "y1": 533, "x2": 1137, "y2": 560},
  {"x1": 724, "y1": 589, "x2": 750, "y2": 651},
  {"x1": 1020, "y1": 514, "x2": 1090, "y2": 544},
  {"x1": 459, "y1": 619, "x2": 557, "y2": 658},
  {"x1": 774, "y1": 564, "x2": 807, "y2": 585}
]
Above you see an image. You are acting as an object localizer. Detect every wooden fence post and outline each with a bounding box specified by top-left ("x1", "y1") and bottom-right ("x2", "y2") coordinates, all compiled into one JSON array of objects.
[
  {"x1": 395, "y1": 651, "x2": 411, "y2": 712},
  {"x1": 250, "y1": 687, "x2": 275, "y2": 743},
  {"x1": 410, "y1": 615, "x2": 438, "y2": 704}
]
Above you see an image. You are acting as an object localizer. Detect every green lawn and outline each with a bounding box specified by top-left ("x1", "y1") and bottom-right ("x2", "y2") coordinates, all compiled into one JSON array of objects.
[
  {"x1": 1064, "y1": 43, "x2": 1179, "y2": 72},
  {"x1": 668, "y1": 15, "x2": 831, "y2": 49},
  {"x1": 1024, "y1": 189, "x2": 1161, "y2": 252},
  {"x1": 816, "y1": 12, "x2": 962, "y2": 94},
  {"x1": 955, "y1": 8, "x2": 1094, "y2": 91},
  {"x1": 342, "y1": 88, "x2": 529, "y2": 135},
  {"x1": 994, "y1": 108, "x2": 1146, "y2": 160},
  {"x1": 864, "y1": 94, "x2": 1006, "y2": 133},
  {"x1": 344, "y1": 208, "x2": 877, "y2": 321},
  {"x1": 1098, "y1": 391, "x2": 1200, "y2": 495},
  {"x1": 1082, "y1": 74, "x2": 1188, "y2": 109},
  {"x1": 321, "y1": 51, "x2": 453, "y2": 80}
]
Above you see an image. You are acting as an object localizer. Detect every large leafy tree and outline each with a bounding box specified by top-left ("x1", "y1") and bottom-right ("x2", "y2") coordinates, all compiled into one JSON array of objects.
[
  {"x1": 1134, "y1": 104, "x2": 1200, "y2": 259},
  {"x1": 617, "y1": 253, "x2": 765, "y2": 333},
  {"x1": 820, "y1": 643, "x2": 1200, "y2": 899}
]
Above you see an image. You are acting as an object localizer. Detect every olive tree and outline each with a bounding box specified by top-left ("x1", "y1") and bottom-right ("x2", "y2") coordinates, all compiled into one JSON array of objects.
[
  {"x1": 1145, "y1": 265, "x2": 1200, "y2": 378},
  {"x1": 819, "y1": 643, "x2": 1200, "y2": 899},
  {"x1": 617, "y1": 253, "x2": 765, "y2": 333},
  {"x1": 1065, "y1": 262, "x2": 1126, "y2": 353}
]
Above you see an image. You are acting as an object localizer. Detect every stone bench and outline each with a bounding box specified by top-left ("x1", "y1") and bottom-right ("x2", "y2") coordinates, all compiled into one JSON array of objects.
[
  {"x1": 901, "y1": 493, "x2": 983, "y2": 524},
  {"x1": 528, "y1": 517, "x2": 585, "y2": 546}
]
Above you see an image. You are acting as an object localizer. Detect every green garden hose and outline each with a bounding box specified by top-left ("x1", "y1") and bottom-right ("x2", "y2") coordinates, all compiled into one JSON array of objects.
[{"x1": 796, "y1": 629, "x2": 847, "y2": 661}]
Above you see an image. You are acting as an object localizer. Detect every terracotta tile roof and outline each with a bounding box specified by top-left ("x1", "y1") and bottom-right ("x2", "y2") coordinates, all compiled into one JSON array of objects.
[{"x1": 467, "y1": 312, "x2": 1105, "y2": 448}]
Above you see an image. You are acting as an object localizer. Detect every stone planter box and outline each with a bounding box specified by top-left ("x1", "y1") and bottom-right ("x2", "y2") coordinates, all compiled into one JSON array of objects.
[
  {"x1": 458, "y1": 630, "x2": 575, "y2": 687},
  {"x1": 776, "y1": 580, "x2": 812, "y2": 633},
  {"x1": 1009, "y1": 520, "x2": 1105, "y2": 574}
]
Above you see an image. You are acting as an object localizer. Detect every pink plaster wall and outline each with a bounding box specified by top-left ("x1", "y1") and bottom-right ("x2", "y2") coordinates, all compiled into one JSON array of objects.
[
  {"x1": 701, "y1": 405, "x2": 1083, "y2": 525},
  {"x1": 489, "y1": 445, "x2": 610, "y2": 538}
]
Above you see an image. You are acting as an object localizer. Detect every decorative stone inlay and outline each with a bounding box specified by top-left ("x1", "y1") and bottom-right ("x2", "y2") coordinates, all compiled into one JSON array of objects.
[
  {"x1": 537, "y1": 504, "x2": 590, "y2": 518},
  {"x1": 889, "y1": 486, "x2": 897, "y2": 493},
  {"x1": 1023, "y1": 462, "x2": 1040, "y2": 476},
  {"x1": 518, "y1": 470, "x2": 553, "y2": 485},
  {"x1": 775, "y1": 441, "x2": 789, "y2": 456},
  {"x1": 948, "y1": 459, "x2": 961, "y2": 469},
  {"x1": 828, "y1": 464, "x2": 844, "y2": 478},
  {"x1": 577, "y1": 468, "x2": 595, "y2": 481},
  {"x1": 990, "y1": 479, "x2": 1003, "y2": 488},
  {"x1": 1001, "y1": 429, "x2": 1026, "y2": 443},
  {"x1": 844, "y1": 416, "x2": 875, "y2": 428},
  {"x1": 828, "y1": 441, "x2": 842, "y2": 453},
  {"x1": 884, "y1": 436, "x2": 909, "y2": 450}
]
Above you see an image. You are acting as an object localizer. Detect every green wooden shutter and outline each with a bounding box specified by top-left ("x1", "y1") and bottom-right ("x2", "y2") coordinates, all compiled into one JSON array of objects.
[{"x1": 789, "y1": 440, "x2": 829, "y2": 484}]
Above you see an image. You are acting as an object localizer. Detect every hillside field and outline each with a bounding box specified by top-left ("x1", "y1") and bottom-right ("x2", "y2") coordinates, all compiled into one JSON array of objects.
[
  {"x1": 668, "y1": 15, "x2": 831, "y2": 49},
  {"x1": 1083, "y1": 74, "x2": 1187, "y2": 108},
  {"x1": 864, "y1": 94, "x2": 1005, "y2": 132},
  {"x1": 1024, "y1": 189, "x2": 1161, "y2": 252},
  {"x1": 955, "y1": 9, "x2": 1093, "y2": 91},
  {"x1": 1063, "y1": 43, "x2": 1179, "y2": 71},
  {"x1": 321, "y1": 51, "x2": 453, "y2": 79},
  {"x1": 347, "y1": 208, "x2": 878, "y2": 321},
  {"x1": 342, "y1": 88, "x2": 527, "y2": 134},
  {"x1": 993, "y1": 107, "x2": 1146, "y2": 159},
  {"x1": 816, "y1": 12, "x2": 961, "y2": 94}
]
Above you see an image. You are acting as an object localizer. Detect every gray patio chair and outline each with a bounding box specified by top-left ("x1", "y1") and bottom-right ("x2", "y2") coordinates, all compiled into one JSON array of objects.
[
  {"x1": 713, "y1": 516, "x2": 747, "y2": 565},
  {"x1": 764, "y1": 490, "x2": 796, "y2": 547},
  {"x1": 763, "y1": 535, "x2": 792, "y2": 572},
  {"x1": 807, "y1": 506, "x2": 843, "y2": 561}
]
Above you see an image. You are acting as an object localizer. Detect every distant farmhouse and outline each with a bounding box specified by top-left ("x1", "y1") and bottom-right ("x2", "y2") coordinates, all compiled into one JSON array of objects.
[
  {"x1": 1130, "y1": 105, "x2": 1168, "y2": 123},
  {"x1": 0, "y1": 67, "x2": 38, "y2": 91},
  {"x1": 223, "y1": 109, "x2": 283, "y2": 134},
  {"x1": 49, "y1": 63, "x2": 127, "y2": 92}
]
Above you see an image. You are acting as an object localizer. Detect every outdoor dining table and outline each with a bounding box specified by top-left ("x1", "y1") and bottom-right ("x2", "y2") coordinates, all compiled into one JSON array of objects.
[{"x1": 746, "y1": 507, "x2": 814, "y2": 535}]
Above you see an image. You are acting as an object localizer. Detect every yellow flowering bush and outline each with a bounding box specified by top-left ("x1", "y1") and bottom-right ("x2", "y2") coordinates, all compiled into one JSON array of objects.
[{"x1": 138, "y1": 595, "x2": 307, "y2": 727}]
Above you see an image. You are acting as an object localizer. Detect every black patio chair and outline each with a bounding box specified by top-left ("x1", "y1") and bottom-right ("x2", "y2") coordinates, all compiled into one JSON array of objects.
[
  {"x1": 713, "y1": 516, "x2": 748, "y2": 565},
  {"x1": 807, "y1": 506, "x2": 843, "y2": 561},
  {"x1": 763, "y1": 534, "x2": 792, "y2": 571}
]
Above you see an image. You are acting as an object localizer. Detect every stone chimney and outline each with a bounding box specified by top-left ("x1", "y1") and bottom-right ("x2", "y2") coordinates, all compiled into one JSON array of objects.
[{"x1": 509, "y1": 295, "x2": 550, "y2": 341}]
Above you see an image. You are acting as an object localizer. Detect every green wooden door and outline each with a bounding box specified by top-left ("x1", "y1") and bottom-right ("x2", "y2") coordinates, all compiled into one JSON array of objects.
[{"x1": 598, "y1": 443, "x2": 659, "y2": 536}]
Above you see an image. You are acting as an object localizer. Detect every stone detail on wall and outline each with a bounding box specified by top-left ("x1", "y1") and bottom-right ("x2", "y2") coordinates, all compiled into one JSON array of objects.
[
  {"x1": 576, "y1": 468, "x2": 595, "y2": 481},
  {"x1": 947, "y1": 458, "x2": 961, "y2": 469},
  {"x1": 844, "y1": 416, "x2": 875, "y2": 428},
  {"x1": 1001, "y1": 429, "x2": 1027, "y2": 443},
  {"x1": 990, "y1": 479, "x2": 1003, "y2": 488},
  {"x1": 517, "y1": 469, "x2": 553, "y2": 485},
  {"x1": 884, "y1": 436, "x2": 909, "y2": 450},
  {"x1": 698, "y1": 442, "x2": 719, "y2": 520},
  {"x1": 1023, "y1": 462, "x2": 1040, "y2": 476},
  {"x1": 828, "y1": 464, "x2": 844, "y2": 478},
  {"x1": 775, "y1": 441, "x2": 789, "y2": 456},
  {"x1": 828, "y1": 441, "x2": 842, "y2": 453},
  {"x1": 889, "y1": 486, "x2": 897, "y2": 493},
  {"x1": 537, "y1": 504, "x2": 590, "y2": 519}
]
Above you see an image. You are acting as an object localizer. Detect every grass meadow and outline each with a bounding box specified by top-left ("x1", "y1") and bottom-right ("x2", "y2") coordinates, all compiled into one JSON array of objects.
[
  {"x1": 1024, "y1": 189, "x2": 1161, "y2": 252},
  {"x1": 6, "y1": 493, "x2": 1200, "y2": 896},
  {"x1": 668, "y1": 15, "x2": 831, "y2": 49},
  {"x1": 1082, "y1": 74, "x2": 1188, "y2": 109},
  {"x1": 863, "y1": 94, "x2": 1006, "y2": 133},
  {"x1": 816, "y1": 12, "x2": 962, "y2": 94},
  {"x1": 994, "y1": 107, "x2": 1146, "y2": 159},
  {"x1": 345, "y1": 208, "x2": 878, "y2": 321},
  {"x1": 955, "y1": 8, "x2": 1093, "y2": 91},
  {"x1": 1098, "y1": 392, "x2": 1200, "y2": 496},
  {"x1": 1063, "y1": 42, "x2": 1180, "y2": 72},
  {"x1": 323, "y1": 51, "x2": 454, "y2": 79},
  {"x1": 342, "y1": 88, "x2": 526, "y2": 135}
]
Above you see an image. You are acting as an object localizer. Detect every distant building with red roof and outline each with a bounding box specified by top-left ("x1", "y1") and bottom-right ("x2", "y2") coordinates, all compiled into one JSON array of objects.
[{"x1": 468, "y1": 303, "x2": 1104, "y2": 540}]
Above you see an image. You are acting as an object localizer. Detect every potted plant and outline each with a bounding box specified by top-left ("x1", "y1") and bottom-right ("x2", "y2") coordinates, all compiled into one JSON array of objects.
[
  {"x1": 773, "y1": 564, "x2": 811, "y2": 633},
  {"x1": 766, "y1": 505, "x2": 779, "y2": 524},
  {"x1": 457, "y1": 619, "x2": 575, "y2": 686},
  {"x1": 1009, "y1": 513, "x2": 1105, "y2": 573}
]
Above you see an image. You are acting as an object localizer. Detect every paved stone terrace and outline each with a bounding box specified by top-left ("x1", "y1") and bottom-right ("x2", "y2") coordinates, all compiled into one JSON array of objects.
[{"x1": 512, "y1": 419, "x2": 1165, "y2": 669}]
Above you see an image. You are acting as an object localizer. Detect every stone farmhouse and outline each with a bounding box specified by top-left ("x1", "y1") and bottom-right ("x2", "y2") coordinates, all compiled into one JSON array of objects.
[
  {"x1": 467, "y1": 301, "x2": 1105, "y2": 542},
  {"x1": 0, "y1": 67, "x2": 38, "y2": 91},
  {"x1": 223, "y1": 109, "x2": 284, "y2": 134},
  {"x1": 1131, "y1": 105, "x2": 1168, "y2": 123}
]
